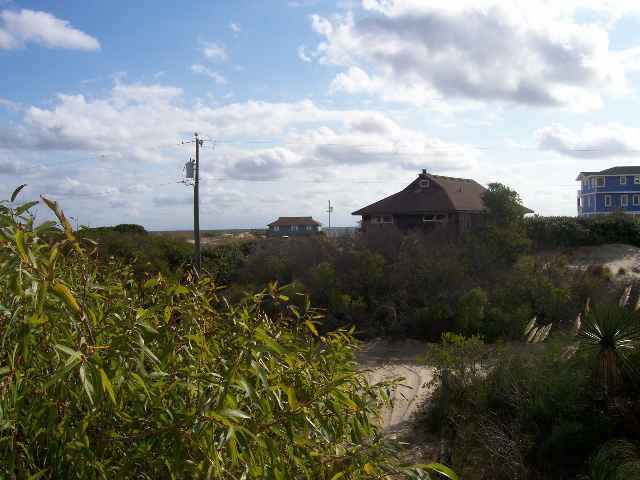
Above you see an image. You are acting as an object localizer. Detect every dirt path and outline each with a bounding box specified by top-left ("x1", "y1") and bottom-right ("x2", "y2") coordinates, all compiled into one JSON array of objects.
[{"x1": 356, "y1": 339, "x2": 434, "y2": 436}]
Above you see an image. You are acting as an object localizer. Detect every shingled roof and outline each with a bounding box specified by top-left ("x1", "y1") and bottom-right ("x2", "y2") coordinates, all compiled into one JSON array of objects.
[
  {"x1": 576, "y1": 166, "x2": 640, "y2": 180},
  {"x1": 268, "y1": 216, "x2": 321, "y2": 227},
  {"x1": 352, "y1": 172, "x2": 488, "y2": 216}
]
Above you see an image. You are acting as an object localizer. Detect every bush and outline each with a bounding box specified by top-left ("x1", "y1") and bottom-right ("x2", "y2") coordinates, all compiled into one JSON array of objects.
[
  {"x1": 526, "y1": 214, "x2": 640, "y2": 250},
  {"x1": 422, "y1": 334, "x2": 622, "y2": 479},
  {"x1": 455, "y1": 288, "x2": 487, "y2": 335},
  {"x1": 0, "y1": 194, "x2": 455, "y2": 479}
]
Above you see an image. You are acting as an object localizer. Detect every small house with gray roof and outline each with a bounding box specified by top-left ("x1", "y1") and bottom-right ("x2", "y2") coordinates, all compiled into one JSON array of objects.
[
  {"x1": 267, "y1": 217, "x2": 322, "y2": 237},
  {"x1": 577, "y1": 166, "x2": 640, "y2": 217},
  {"x1": 352, "y1": 170, "x2": 491, "y2": 235}
]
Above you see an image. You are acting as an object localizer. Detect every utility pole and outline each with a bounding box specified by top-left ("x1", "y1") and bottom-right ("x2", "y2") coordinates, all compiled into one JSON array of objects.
[
  {"x1": 193, "y1": 133, "x2": 202, "y2": 272},
  {"x1": 327, "y1": 200, "x2": 333, "y2": 230}
]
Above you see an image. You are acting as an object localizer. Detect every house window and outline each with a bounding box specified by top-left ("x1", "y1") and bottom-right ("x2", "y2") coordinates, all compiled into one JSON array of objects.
[
  {"x1": 273, "y1": 225, "x2": 280, "y2": 231},
  {"x1": 605, "y1": 195, "x2": 612, "y2": 207},
  {"x1": 423, "y1": 214, "x2": 446, "y2": 222},
  {"x1": 587, "y1": 196, "x2": 591, "y2": 208},
  {"x1": 590, "y1": 178, "x2": 596, "y2": 187},
  {"x1": 419, "y1": 179, "x2": 430, "y2": 189},
  {"x1": 382, "y1": 215, "x2": 393, "y2": 223},
  {"x1": 635, "y1": 176, "x2": 640, "y2": 184},
  {"x1": 306, "y1": 225, "x2": 312, "y2": 231},
  {"x1": 621, "y1": 194, "x2": 629, "y2": 207},
  {"x1": 596, "y1": 177, "x2": 605, "y2": 187},
  {"x1": 620, "y1": 176, "x2": 627, "y2": 185},
  {"x1": 291, "y1": 225, "x2": 298, "y2": 231},
  {"x1": 634, "y1": 194, "x2": 640, "y2": 206}
]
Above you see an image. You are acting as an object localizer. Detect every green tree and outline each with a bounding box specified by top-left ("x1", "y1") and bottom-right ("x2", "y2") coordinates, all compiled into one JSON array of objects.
[
  {"x1": 482, "y1": 182, "x2": 529, "y2": 227},
  {"x1": 467, "y1": 183, "x2": 531, "y2": 271}
]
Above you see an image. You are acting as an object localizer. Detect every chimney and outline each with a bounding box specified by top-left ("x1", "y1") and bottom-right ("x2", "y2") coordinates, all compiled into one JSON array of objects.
[{"x1": 421, "y1": 169, "x2": 427, "y2": 176}]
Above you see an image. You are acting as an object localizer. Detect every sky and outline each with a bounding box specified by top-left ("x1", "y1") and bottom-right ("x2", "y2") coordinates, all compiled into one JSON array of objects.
[{"x1": 2, "y1": 0, "x2": 640, "y2": 229}]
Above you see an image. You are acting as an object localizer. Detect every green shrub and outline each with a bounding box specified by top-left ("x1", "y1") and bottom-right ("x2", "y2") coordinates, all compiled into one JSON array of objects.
[
  {"x1": 0, "y1": 193, "x2": 455, "y2": 479},
  {"x1": 423, "y1": 334, "x2": 613, "y2": 478},
  {"x1": 455, "y1": 288, "x2": 487, "y2": 335},
  {"x1": 526, "y1": 214, "x2": 640, "y2": 250}
]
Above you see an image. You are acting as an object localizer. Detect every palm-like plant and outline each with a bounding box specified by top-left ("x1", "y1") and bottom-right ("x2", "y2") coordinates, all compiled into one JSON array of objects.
[{"x1": 578, "y1": 304, "x2": 640, "y2": 395}]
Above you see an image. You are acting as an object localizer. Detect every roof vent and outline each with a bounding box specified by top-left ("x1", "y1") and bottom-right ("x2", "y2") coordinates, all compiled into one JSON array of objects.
[{"x1": 419, "y1": 178, "x2": 430, "y2": 189}]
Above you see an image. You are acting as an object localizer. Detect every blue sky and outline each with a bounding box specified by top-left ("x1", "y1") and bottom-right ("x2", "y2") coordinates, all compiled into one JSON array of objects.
[{"x1": 2, "y1": 0, "x2": 640, "y2": 229}]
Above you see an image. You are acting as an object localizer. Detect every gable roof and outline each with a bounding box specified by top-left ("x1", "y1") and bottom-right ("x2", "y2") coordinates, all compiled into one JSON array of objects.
[
  {"x1": 577, "y1": 166, "x2": 640, "y2": 180},
  {"x1": 352, "y1": 173, "x2": 488, "y2": 216},
  {"x1": 268, "y1": 216, "x2": 321, "y2": 227}
]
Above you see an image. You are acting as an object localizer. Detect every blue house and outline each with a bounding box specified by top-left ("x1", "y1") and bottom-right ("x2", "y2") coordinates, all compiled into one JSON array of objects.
[{"x1": 577, "y1": 166, "x2": 640, "y2": 217}]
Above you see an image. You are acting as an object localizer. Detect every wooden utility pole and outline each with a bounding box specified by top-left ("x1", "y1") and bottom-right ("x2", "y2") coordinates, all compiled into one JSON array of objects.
[
  {"x1": 327, "y1": 200, "x2": 333, "y2": 230},
  {"x1": 194, "y1": 132, "x2": 202, "y2": 272}
]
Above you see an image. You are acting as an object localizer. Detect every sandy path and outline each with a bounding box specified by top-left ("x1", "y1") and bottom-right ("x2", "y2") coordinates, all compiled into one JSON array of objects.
[{"x1": 356, "y1": 339, "x2": 434, "y2": 434}]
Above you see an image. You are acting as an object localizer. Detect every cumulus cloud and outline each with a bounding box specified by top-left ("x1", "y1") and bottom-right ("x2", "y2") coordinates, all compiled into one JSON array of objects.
[
  {"x1": 41, "y1": 177, "x2": 119, "y2": 198},
  {"x1": 308, "y1": 0, "x2": 640, "y2": 109},
  {"x1": 191, "y1": 64, "x2": 228, "y2": 84},
  {"x1": 201, "y1": 41, "x2": 228, "y2": 62},
  {"x1": 223, "y1": 148, "x2": 302, "y2": 180},
  {"x1": 536, "y1": 123, "x2": 640, "y2": 158},
  {"x1": 0, "y1": 9, "x2": 99, "y2": 50},
  {"x1": 0, "y1": 79, "x2": 476, "y2": 194}
]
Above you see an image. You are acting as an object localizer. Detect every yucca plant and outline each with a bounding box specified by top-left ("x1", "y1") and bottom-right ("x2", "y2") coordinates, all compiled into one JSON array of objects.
[{"x1": 578, "y1": 304, "x2": 640, "y2": 395}]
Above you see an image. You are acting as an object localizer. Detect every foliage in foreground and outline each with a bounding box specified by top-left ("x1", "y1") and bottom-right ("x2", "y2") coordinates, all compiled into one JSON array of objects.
[{"x1": 0, "y1": 191, "x2": 455, "y2": 479}]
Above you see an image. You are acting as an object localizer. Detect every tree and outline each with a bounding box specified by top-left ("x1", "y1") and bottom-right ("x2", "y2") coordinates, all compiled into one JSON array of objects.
[
  {"x1": 482, "y1": 182, "x2": 529, "y2": 227},
  {"x1": 467, "y1": 183, "x2": 531, "y2": 271}
]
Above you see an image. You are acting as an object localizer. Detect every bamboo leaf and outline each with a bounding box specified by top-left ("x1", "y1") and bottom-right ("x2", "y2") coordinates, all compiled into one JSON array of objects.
[
  {"x1": 27, "y1": 469, "x2": 48, "y2": 480},
  {"x1": 52, "y1": 282, "x2": 81, "y2": 314},
  {"x1": 415, "y1": 463, "x2": 459, "y2": 480},
  {"x1": 284, "y1": 385, "x2": 298, "y2": 409},
  {"x1": 35, "y1": 220, "x2": 57, "y2": 235},
  {"x1": 79, "y1": 364, "x2": 94, "y2": 404},
  {"x1": 99, "y1": 368, "x2": 117, "y2": 405},
  {"x1": 220, "y1": 408, "x2": 251, "y2": 420},
  {"x1": 15, "y1": 201, "x2": 39, "y2": 216},
  {"x1": 304, "y1": 319, "x2": 319, "y2": 337},
  {"x1": 11, "y1": 184, "x2": 27, "y2": 202},
  {"x1": 14, "y1": 229, "x2": 28, "y2": 263}
]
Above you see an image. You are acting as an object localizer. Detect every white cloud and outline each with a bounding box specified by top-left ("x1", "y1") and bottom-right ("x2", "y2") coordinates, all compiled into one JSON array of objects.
[
  {"x1": 223, "y1": 147, "x2": 302, "y2": 180},
  {"x1": 0, "y1": 97, "x2": 21, "y2": 111},
  {"x1": 536, "y1": 123, "x2": 640, "y2": 158},
  {"x1": 297, "y1": 45, "x2": 312, "y2": 62},
  {"x1": 191, "y1": 64, "x2": 228, "y2": 85},
  {"x1": 201, "y1": 41, "x2": 228, "y2": 62},
  {"x1": 0, "y1": 79, "x2": 476, "y2": 178},
  {"x1": 0, "y1": 9, "x2": 99, "y2": 50},
  {"x1": 229, "y1": 22, "x2": 240, "y2": 33},
  {"x1": 308, "y1": 0, "x2": 640, "y2": 110}
]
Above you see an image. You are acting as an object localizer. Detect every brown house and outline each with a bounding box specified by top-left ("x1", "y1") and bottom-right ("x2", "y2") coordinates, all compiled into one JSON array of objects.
[
  {"x1": 352, "y1": 170, "x2": 489, "y2": 234},
  {"x1": 267, "y1": 217, "x2": 322, "y2": 236}
]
